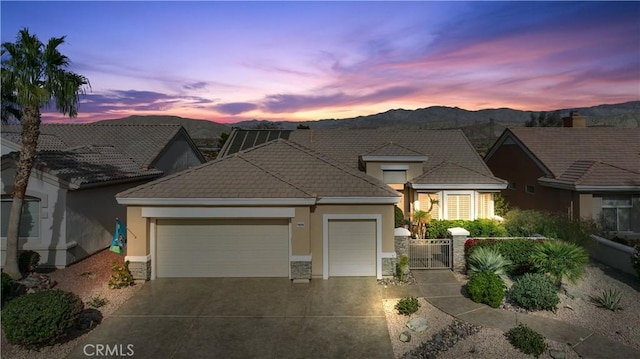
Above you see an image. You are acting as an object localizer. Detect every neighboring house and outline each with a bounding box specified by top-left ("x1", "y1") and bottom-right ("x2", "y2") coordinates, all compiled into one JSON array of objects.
[
  {"x1": 1, "y1": 124, "x2": 205, "y2": 267},
  {"x1": 219, "y1": 128, "x2": 507, "y2": 221},
  {"x1": 485, "y1": 112, "x2": 640, "y2": 235},
  {"x1": 116, "y1": 139, "x2": 400, "y2": 280}
]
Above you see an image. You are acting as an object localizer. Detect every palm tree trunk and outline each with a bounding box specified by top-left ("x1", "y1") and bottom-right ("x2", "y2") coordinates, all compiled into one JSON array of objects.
[{"x1": 4, "y1": 107, "x2": 40, "y2": 279}]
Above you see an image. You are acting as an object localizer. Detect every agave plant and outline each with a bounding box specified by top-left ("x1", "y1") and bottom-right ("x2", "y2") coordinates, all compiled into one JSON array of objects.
[
  {"x1": 590, "y1": 289, "x2": 623, "y2": 312},
  {"x1": 467, "y1": 246, "x2": 512, "y2": 284},
  {"x1": 530, "y1": 240, "x2": 588, "y2": 287}
]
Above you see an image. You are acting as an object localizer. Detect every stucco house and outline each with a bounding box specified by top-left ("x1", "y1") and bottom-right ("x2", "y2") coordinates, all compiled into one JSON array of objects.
[
  {"x1": 1, "y1": 124, "x2": 205, "y2": 267},
  {"x1": 117, "y1": 139, "x2": 400, "y2": 280},
  {"x1": 219, "y1": 128, "x2": 507, "y2": 221},
  {"x1": 484, "y1": 113, "x2": 640, "y2": 236},
  {"x1": 118, "y1": 128, "x2": 505, "y2": 281}
]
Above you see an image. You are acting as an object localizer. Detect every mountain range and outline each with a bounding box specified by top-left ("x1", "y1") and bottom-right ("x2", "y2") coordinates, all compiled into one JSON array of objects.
[{"x1": 96, "y1": 101, "x2": 639, "y2": 155}]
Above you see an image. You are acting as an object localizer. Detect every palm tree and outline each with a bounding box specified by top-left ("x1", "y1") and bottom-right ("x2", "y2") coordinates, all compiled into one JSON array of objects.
[{"x1": 1, "y1": 28, "x2": 89, "y2": 279}]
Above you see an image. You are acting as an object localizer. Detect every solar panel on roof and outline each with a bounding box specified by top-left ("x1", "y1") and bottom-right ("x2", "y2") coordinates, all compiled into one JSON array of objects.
[
  {"x1": 227, "y1": 133, "x2": 244, "y2": 154},
  {"x1": 255, "y1": 131, "x2": 269, "y2": 145},
  {"x1": 241, "y1": 131, "x2": 259, "y2": 150}
]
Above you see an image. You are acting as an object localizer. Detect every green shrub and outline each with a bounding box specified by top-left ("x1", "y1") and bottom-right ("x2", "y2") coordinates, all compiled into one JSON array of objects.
[
  {"x1": 108, "y1": 261, "x2": 134, "y2": 289},
  {"x1": 426, "y1": 219, "x2": 506, "y2": 239},
  {"x1": 1, "y1": 289, "x2": 83, "y2": 348},
  {"x1": 494, "y1": 193, "x2": 509, "y2": 217},
  {"x1": 466, "y1": 270, "x2": 505, "y2": 308},
  {"x1": 530, "y1": 240, "x2": 588, "y2": 287},
  {"x1": 509, "y1": 273, "x2": 559, "y2": 311},
  {"x1": 395, "y1": 255, "x2": 409, "y2": 282},
  {"x1": 87, "y1": 296, "x2": 109, "y2": 308},
  {"x1": 465, "y1": 238, "x2": 540, "y2": 275},
  {"x1": 505, "y1": 324, "x2": 547, "y2": 358},
  {"x1": 590, "y1": 289, "x2": 623, "y2": 311},
  {"x1": 1, "y1": 272, "x2": 15, "y2": 306},
  {"x1": 504, "y1": 209, "x2": 595, "y2": 246},
  {"x1": 467, "y1": 246, "x2": 511, "y2": 283},
  {"x1": 394, "y1": 205, "x2": 405, "y2": 228},
  {"x1": 493, "y1": 239, "x2": 541, "y2": 275},
  {"x1": 18, "y1": 250, "x2": 40, "y2": 274},
  {"x1": 395, "y1": 296, "x2": 420, "y2": 316}
]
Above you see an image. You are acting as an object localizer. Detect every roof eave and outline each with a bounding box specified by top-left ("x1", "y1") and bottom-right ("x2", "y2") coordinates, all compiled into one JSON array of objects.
[
  {"x1": 316, "y1": 196, "x2": 400, "y2": 204},
  {"x1": 360, "y1": 155, "x2": 428, "y2": 162},
  {"x1": 73, "y1": 173, "x2": 163, "y2": 190},
  {"x1": 538, "y1": 178, "x2": 640, "y2": 192},
  {"x1": 116, "y1": 197, "x2": 317, "y2": 206},
  {"x1": 409, "y1": 183, "x2": 507, "y2": 190}
]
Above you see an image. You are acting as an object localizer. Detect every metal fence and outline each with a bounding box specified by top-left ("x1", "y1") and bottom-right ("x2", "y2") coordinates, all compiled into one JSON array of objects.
[{"x1": 409, "y1": 238, "x2": 452, "y2": 269}]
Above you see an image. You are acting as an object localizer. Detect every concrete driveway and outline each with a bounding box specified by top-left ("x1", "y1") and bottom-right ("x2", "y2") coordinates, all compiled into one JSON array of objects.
[{"x1": 67, "y1": 278, "x2": 397, "y2": 359}]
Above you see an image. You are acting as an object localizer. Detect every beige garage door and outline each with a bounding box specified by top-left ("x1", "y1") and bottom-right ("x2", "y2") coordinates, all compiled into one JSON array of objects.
[
  {"x1": 156, "y1": 219, "x2": 289, "y2": 277},
  {"x1": 328, "y1": 219, "x2": 376, "y2": 276}
]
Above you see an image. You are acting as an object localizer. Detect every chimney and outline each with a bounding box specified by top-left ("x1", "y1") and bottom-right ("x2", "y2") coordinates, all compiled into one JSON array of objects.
[{"x1": 563, "y1": 111, "x2": 587, "y2": 128}]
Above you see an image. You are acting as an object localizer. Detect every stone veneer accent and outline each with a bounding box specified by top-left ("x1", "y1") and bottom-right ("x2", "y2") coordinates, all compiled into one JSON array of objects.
[
  {"x1": 291, "y1": 261, "x2": 312, "y2": 279},
  {"x1": 394, "y1": 227, "x2": 411, "y2": 258},
  {"x1": 127, "y1": 260, "x2": 151, "y2": 281},
  {"x1": 382, "y1": 257, "x2": 396, "y2": 276},
  {"x1": 447, "y1": 227, "x2": 470, "y2": 271}
]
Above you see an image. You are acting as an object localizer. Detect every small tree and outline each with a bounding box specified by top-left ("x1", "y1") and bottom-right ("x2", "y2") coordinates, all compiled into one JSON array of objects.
[{"x1": 1, "y1": 28, "x2": 89, "y2": 279}]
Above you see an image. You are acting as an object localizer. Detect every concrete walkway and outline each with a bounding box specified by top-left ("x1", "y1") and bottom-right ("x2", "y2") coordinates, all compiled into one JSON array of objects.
[{"x1": 412, "y1": 270, "x2": 640, "y2": 359}]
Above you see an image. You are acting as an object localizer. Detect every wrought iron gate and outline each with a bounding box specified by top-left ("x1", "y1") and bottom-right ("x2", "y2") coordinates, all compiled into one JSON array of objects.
[{"x1": 409, "y1": 239, "x2": 452, "y2": 269}]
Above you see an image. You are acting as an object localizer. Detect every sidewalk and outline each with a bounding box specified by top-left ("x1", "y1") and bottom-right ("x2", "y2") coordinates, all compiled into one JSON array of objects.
[{"x1": 412, "y1": 270, "x2": 640, "y2": 359}]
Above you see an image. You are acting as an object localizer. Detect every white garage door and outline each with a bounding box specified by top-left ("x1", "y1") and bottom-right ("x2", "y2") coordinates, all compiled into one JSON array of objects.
[
  {"x1": 156, "y1": 219, "x2": 289, "y2": 277},
  {"x1": 328, "y1": 219, "x2": 376, "y2": 276}
]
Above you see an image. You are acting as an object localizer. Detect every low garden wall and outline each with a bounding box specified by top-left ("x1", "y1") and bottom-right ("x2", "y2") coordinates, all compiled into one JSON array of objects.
[{"x1": 589, "y1": 235, "x2": 637, "y2": 277}]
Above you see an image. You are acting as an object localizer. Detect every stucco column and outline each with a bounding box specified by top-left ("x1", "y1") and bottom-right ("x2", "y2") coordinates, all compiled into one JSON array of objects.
[{"x1": 447, "y1": 227, "x2": 470, "y2": 272}]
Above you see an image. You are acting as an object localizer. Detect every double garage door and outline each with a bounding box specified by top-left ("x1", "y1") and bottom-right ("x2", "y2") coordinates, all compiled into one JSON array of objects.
[
  {"x1": 155, "y1": 218, "x2": 377, "y2": 278},
  {"x1": 156, "y1": 219, "x2": 289, "y2": 277}
]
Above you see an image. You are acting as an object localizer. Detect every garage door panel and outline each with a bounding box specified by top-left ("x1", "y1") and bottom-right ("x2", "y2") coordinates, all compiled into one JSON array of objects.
[
  {"x1": 156, "y1": 219, "x2": 288, "y2": 278},
  {"x1": 329, "y1": 219, "x2": 376, "y2": 277}
]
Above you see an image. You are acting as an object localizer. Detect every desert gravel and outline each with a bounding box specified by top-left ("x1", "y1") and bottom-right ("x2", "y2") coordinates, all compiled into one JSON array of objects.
[
  {"x1": 385, "y1": 260, "x2": 639, "y2": 358},
  {"x1": 1, "y1": 249, "x2": 142, "y2": 359}
]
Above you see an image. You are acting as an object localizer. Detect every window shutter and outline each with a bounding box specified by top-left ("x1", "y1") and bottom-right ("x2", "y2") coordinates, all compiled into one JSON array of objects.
[
  {"x1": 447, "y1": 194, "x2": 471, "y2": 220},
  {"x1": 477, "y1": 193, "x2": 491, "y2": 218}
]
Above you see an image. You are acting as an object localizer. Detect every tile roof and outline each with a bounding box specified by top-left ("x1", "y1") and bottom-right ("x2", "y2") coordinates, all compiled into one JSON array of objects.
[
  {"x1": 3, "y1": 146, "x2": 162, "y2": 186},
  {"x1": 410, "y1": 161, "x2": 507, "y2": 185},
  {"x1": 362, "y1": 142, "x2": 426, "y2": 157},
  {"x1": 507, "y1": 127, "x2": 640, "y2": 187},
  {"x1": 556, "y1": 161, "x2": 640, "y2": 187},
  {"x1": 287, "y1": 128, "x2": 500, "y2": 182},
  {"x1": 1, "y1": 123, "x2": 188, "y2": 186},
  {"x1": 118, "y1": 139, "x2": 400, "y2": 200}
]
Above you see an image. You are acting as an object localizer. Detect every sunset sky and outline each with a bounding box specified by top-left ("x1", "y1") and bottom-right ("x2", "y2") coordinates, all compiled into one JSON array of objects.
[{"x1": 1, "y1": 1, "x2": 639, "y2": 124}]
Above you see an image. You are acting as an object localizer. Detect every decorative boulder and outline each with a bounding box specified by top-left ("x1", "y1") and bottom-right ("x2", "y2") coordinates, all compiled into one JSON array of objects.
[
  {"x1": 406, "y1": 317, "x2": 428, "y2": 332},
  {"x1": 399, "y1": 331, "x2": 412, "y2": 342}
]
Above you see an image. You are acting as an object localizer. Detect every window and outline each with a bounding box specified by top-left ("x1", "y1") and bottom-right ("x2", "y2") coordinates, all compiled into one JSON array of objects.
[
  {"x1": 477, "y1": 193, "x2": 492, "y2": 218},
  {"x1": 447, "y1": 194, "x2": 471, "y2": 220},
  {"x1": 525, "y1": 185, "x2": 535, "y2": 194},
  {"x1": 601, "y1": 196, "x2": 631, "y2": 232},
  {"x1": 507, "y1": 182, "x2": 516, "y2": 190},
  {"x1": 383, "y1": 170, "x2": 406, "y2": 184},
  {"x1": 1, "y1": 196, "x2": 40, "y2": 238}
]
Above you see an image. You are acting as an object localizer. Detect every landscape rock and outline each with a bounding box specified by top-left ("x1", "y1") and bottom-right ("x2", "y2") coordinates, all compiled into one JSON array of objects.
[
  {"x1": 399, "y1": 331, "x2": 412, "y2": 342},
  {"x1": 406, "y1": 317, "x2": 428, "y2": 332},
  {"x1": 15, "y1": 273, "x2": 57, "y2": 295},
  {"x1": 549, "y1": 349, "x2": 566, "y2": 359},
  {"x1": 402, "y1": 320, "x2": 482, "y2": 359}
]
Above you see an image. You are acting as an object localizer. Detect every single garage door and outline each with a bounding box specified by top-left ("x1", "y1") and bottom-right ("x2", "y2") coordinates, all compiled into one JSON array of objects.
[
  {"x1": 156, "y1": 218, "x2": 289, "y2": 277},
  {"x1": 328, "y1": 219, "x2": 376, "y2": 276}
]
